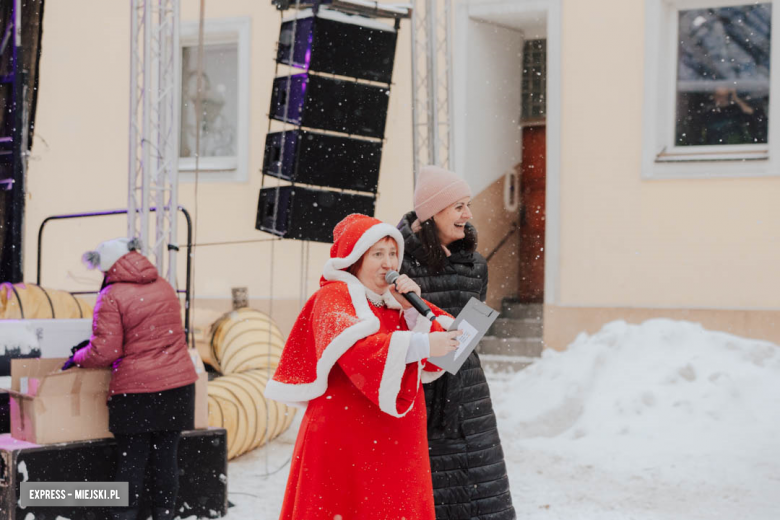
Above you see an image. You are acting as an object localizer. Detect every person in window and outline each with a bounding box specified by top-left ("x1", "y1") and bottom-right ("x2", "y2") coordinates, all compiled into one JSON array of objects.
[
  {"x1": 699, "y1": 87, "x2": 767, "y2": 145},
  {"x1": 181, "y1": 71, "x2": 235, "y2": 157},
  {"x1": 398, "y1": 165, "x2": 516, "y2": 520},
  {"x1": 67, "y1": 238, "x2": 198, "y2": 520},
  {"x1": 265, "y1": 213, "x2": 460, "y2": 520}
]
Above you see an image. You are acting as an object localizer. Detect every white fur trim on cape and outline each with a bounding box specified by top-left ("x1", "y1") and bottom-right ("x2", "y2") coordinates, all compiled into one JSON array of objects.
[
  {"x1": 264, "y1": 279, "x2": 378, "y2": 405},
  {"x1": 378, "y1": 331, "x2": 416, "y2": 417},
  {"x1": 265, "y1": 266, "x2": 422, "y2": 417},
  {"x1": 421, "y1": 367, "x2": 445, "y2": 384},
  {"x1": 435, "y1": 315, "x2": 455, "y2": 330},
  {"x1": 263, "y1": 290, "x2": 379, "y2": 408},
  {"x1": 381, "y1": 290, "x2": 403, "y2": 310},
  {"x1": 419, "y1": 314, "x2": 453, "y2": 384}
]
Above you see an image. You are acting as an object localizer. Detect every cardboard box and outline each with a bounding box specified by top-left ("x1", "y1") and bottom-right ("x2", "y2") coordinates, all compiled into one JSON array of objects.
[
  {"x1": 6, "y1": 351, "x2": 209, "y2": 445},
  {"x1": 8, "y1": 358, "x2": 112, "y2": 444}
]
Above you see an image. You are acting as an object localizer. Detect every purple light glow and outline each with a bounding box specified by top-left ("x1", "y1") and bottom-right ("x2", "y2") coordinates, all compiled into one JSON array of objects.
[
  {"x1": 304, "y1": 32, "x2": 313, "y2": 70},
  {"x1": 299, "y1": 74, "x2": 308, "y2": 97}
]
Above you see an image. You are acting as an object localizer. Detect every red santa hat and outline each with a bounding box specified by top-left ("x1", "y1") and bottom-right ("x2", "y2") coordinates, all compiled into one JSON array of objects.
[{"x1": 322, "y1": 213, "x2": 405, "y2": 283}]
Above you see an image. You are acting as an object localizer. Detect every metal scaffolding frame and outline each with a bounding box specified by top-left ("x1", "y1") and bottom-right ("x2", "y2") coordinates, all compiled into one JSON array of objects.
[
  {"x1": 410, "y1": 0, "x2": 454, "y2": 179},
  {"x1": 128, "y1": 0, "x2": 181, "y2": 286},
  {"x1": 0, "y1": 0, "x2": 24, "y2": 283}
]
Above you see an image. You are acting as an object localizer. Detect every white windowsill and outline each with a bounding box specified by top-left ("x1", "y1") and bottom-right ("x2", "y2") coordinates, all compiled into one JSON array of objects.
[
  {"x1": 179, "y1": 157, "x2": 238, "y2": 171},
  {"x1": 655, "y1": 148, "x2": 769, "y2": 163}
]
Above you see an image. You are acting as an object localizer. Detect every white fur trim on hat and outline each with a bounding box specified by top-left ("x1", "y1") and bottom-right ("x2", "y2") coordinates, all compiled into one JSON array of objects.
[{"x1": 322, "y1": 222, "x2": 405, "y2": 283}]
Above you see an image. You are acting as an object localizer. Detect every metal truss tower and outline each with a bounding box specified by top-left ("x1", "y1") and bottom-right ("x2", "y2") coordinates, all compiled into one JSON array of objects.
[
  {"x1": 128, "y1": 0, "x2": 181, "y2": 286},
  {"x1": 410, "y1": 0, "x2": 454, "y2": 178}
]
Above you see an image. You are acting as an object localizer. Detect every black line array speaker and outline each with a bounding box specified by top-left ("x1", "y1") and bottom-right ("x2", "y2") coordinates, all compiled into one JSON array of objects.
[
  {"x1": 263, "y1": 130, "x2": 382, "y2": 193},
  {"x1": 259, "y1": 7, "x2": 399, "y2": 243},
  {"x1": 256, "y1": 186, "x2": 375, "y2": 242},
  {"x1": 277, "y1": 10, "x2": 398, "y2": 83},
  {"x1": 270, "y1": 73, "x2": 389, "y2": 139}
]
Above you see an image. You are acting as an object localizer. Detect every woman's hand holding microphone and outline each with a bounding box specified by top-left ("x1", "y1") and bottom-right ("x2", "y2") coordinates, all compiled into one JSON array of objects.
[{"x1": 389, "y1": 273, "x2": 422, "y2": 309}]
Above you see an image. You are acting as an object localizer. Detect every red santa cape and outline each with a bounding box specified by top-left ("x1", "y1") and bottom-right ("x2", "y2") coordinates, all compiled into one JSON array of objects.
[{"x1": 265, "y1": 214, "x2": 450, "y2": 417}]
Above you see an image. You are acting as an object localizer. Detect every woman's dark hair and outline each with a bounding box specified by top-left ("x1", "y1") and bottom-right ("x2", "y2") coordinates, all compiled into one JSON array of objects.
[{"x1": 417, "y1": 217, "x2": 478, "y2": 273}]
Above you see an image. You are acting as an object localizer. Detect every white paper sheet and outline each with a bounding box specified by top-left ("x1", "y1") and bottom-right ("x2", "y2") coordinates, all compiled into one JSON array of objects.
[{"x1": 453, "y1": 320, "x2": 478, "y2": 361}]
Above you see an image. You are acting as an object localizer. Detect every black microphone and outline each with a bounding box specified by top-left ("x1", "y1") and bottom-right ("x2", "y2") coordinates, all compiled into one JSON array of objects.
[{"x1": 385, "y1": 270, "x2": 436, "y2": 321}]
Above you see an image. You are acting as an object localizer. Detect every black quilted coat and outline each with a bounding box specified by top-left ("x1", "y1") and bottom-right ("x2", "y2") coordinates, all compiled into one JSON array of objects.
[{"x1": 398, "y1": 211, "x2": 515, "y2": 520}]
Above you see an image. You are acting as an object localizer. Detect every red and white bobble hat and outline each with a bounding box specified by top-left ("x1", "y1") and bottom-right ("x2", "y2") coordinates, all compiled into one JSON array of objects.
[{"x1": 322, "y1": 213, "x2": 405, "y2": 282}]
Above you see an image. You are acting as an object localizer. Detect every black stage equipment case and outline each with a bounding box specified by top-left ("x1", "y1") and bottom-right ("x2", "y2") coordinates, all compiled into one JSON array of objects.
[{"x1": 0, "y1": 429, "x2": 228, "y2": 519}]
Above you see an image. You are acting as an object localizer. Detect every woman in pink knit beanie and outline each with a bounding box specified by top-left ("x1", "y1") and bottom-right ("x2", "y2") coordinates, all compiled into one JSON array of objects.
[
  {"x1": 409, "y1": 165, "x2": 475, "y2": 264},
  {"x1": 397, "y1": 166, "x2": 515, "y2": 520}
]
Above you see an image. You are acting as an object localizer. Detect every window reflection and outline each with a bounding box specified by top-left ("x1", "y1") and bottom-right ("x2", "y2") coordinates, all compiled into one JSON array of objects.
[
  {"x1": 180, "y1": 43, "x2": 239, "y2": 158},
  {"x1": 675, "y1": 4, "x2": 771, "y2": 147}
]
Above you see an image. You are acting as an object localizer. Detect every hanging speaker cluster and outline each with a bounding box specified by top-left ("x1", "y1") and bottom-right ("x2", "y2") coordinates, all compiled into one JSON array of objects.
[{"x1": 257, "y1": 7, "x2": 400, "y2": 243}]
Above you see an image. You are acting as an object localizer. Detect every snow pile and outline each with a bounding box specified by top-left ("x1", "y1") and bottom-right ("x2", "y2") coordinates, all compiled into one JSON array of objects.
[
  {"x1": 494, "y1": 319, "x2": 780, "y2": 519},
  {"x1": 244, "y1": 319, "x2": 780, "y2": 519}
]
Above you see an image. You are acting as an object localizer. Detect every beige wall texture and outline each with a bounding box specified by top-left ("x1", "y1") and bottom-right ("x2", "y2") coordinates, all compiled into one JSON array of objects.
[
  {"x1": 25, "y1": 0, "x2": 779, "y2": 349},
  {"x1": 545, "y1": 0, "x2": 780, "y2": 349},
  {"x1": 472, "y1": 175, "x2": 520, "y2": 311},
  {"x1": 545, "y1": 304, "x2": 780, "y2": 352},
  {"x1": 23, "y1": 0, "x2": 414, "y2": 336}
]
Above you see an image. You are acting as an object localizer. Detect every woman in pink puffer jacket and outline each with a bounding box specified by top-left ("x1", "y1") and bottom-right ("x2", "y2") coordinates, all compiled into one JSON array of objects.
[{"x1": 71, "y1": 237, "x2": 197, "y2": 520}]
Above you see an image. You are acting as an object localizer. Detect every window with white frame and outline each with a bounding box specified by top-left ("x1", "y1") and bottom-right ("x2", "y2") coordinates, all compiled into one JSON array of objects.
[
  {"x1": 676, "y1": 4, "x2": 770, "y2": 147},
  {"x1": 643, "y1": 0, "x2": 779, "y2": 178},
  {"x1": 179, "y1": 18, "x2": 250, "y2": 182}
]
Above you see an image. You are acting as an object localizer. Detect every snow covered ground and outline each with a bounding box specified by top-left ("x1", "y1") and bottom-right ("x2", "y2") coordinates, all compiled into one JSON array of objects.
[{"x1": 227, "y1": 319, "x2": 780, "y2": 520}]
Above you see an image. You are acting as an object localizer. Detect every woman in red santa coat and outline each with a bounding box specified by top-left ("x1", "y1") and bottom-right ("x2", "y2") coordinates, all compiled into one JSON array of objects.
[{"x1": 265, "y1": 213, "x2": 462, "y2": 520}]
